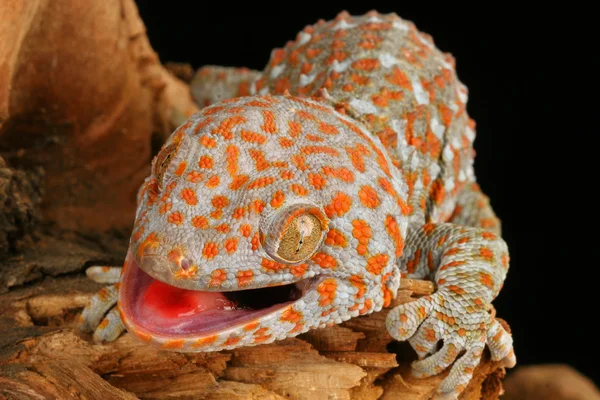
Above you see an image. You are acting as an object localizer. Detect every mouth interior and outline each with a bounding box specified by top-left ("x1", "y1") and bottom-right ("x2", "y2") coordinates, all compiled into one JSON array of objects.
[{"x1": 120, "y1": 259, "x2": 308, "y2": 338}]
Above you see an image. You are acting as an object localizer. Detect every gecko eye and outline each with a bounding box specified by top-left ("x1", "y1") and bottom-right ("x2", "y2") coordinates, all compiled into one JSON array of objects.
[
  {"x1": 153, "y1": 143, "x2": 179, "y2": 188},
  {"x1": 261, "y1": 203, "x2": 329, "y2": 264}
]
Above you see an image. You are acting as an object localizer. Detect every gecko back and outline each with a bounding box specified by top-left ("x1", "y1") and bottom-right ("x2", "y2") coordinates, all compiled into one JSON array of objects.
[{"x1": 259, "y1": 11, "x2": 476, "y2": 226}]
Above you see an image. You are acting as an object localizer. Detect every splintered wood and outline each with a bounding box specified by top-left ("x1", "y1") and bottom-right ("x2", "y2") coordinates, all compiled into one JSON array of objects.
[{"x1": 0, "y1": 277, "x2": 507, "y2": 399}]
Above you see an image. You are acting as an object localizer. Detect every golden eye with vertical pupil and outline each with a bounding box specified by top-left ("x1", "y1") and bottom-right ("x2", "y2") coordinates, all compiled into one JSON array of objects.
[
  {"x1": 261, "y1": 204, "x2": 329, "y2": 264},
  {"x1": 153, "y1": 143, "x2": 179, "y2": 188}
]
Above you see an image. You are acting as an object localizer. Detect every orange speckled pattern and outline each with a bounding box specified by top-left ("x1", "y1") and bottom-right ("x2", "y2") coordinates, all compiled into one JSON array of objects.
[{"x1": 80, "y1": 11, "x2": 514, "y2": 400}]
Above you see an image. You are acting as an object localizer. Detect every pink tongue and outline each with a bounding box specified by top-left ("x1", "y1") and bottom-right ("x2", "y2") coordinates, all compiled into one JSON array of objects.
[{"x1": 143, "y1": 280, "x2": 236, "y2": 318}]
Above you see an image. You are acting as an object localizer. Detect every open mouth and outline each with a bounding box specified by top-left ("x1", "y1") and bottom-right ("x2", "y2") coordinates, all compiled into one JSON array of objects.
[{"x1": 119, "y1": 258, "x2": 315, "y2": 338}]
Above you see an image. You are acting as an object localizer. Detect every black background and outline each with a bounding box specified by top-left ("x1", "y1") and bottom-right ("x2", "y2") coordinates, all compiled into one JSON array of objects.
[{"x1": 136, "y1": 1, "x2": 597, "y2": 383}]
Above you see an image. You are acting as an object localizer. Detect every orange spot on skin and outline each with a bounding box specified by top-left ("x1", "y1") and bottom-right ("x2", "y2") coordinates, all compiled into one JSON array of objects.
[
  {"x1": 448, "y1": 285, "x2": 466, "y2": 295},
  {"x1": 281, "y1": 307, "x2": 303, "y2": 323},
  {"x1": 168, "y1": 212, "x2": 184, "y2": 226},
  {"x1": 252, "y1": 200, "x2": 265, "y2": 214},
  {"x1": 226, "y1": 145, "x2": 239, "y2": 177},
  {"x1": 240, "y1": 224, "x2": 252, "y2": 237},
  {"x1": 359, "y1": 299, "x2": 373, "y2": 315},
  {"x1": 480, "y1": 247, "x2": 494, "y2": 261},
  {"x1": 251, "y1": 233, "x2": 260, "y2": 251},
  {"x1": 324, "y1": 192, "x2": 352, "y2": 218},
  {"x1": 244, "y1": 322, "x2": 259, "y2": 331},
  {"x1": 271, "y1": 190, "x2": 285, "y2": 208},
  {"x1": 372, "y1": 87, "x2": 403, "y2": 107},
  {"x1": 202, "y1": 242, "x2": 219, "y2": 259},
  {"x1": 281, "y1": 170, "x2": 295, "y2": 180},
  {"x1": 209, "y1": 269, "x2": 227, "y2": 287},
  {"x1": 386, "y1": 66, "x2": 412, "y2": 89},
  {"x1": 229, "y1": 175, "x2": 249, "y2": 190},
  {"x1": 162, "y1": 339, "x2": 185, "y2": 349},
  {"x1": 384, "y1": 215, "x2": 404, "y2": 257},
  {"x1": 290, "y1": 184, "x2": 309, "y2": 196},
  {"x1": 261, "y1": 258, "x2": 287, "y2": 272},
  {"x1": 352, "y1": 58, "x2": 380, "y2": 71},
  {"x1": 308, "y1": 173, "x2": 328, "y2": 190},
  {"x1": 199, "y1": 135, "x2": 217, "y2": 149},
  {"x1": 290, "y1": 264, "x2": 308, "y2": 277},
  {"x1": 174, "y1": 162, "x2": 187, "y2": 176},
  {"x1": 206, "y1": 175, "x2": 220, "y2": 188},
  {"x1": 211, "y1": 115, "x2": 246, "y2": 140},
  {"x1": 194, "y1": 118, "x2": 214, "y2": 134},
  {"x1": 159, "y1": 201, "x2": 172, "y2": 215},
  {"x1": 366, "y1": 254, "x2": 389, "y2": 275},
  {"x1": 358, "y1": 185, "x2": 381, "y2": 208},
  {"x1": 482, "y1": 231, "x2": 497, "y2": 240},
  {"x1": 186, "y1": 171, "x2": 203, "y2": 183},
  {"x1": 318, "y1": 122, "x2": 339, "y2": 135},
  {"x1": 352, "y1": 219, "x2": 372, "y2": 256},
  {"x1": 241, "y1": 130, "x2": 267, "y2": 144},
  {"x1": 224, "y1": 336, "x2": 242, "y2": 347},
  {"x1": 311, "y1": 252, "x2": 337, "y2": 269},
  {"x1": 317, "y1": 278, "x2": 337, "y2": 306},
  {"x1": 198, "y1": 155, "x2": 214, "y2": 169},
  {"x1": 349, "y1": 275, "x2": 366, "y2": 298},
  {"x1": 440, "y1": 260, "x2": 465, "y2": 271},
  {"x1": 325, "y1": 229, "x2": 347, "y2": 248},
  {"x1": 479, "y1": 272, "x2": 494, "y2": 289},
  {"x1": 232, "y1": 207, "x2": 246, "y2": 219},
  {"x1": 136, "y1": 331, "x2": 153, "y2": 342},
  {"x1": 322, "y1": 166, "x2": 354, "y2": 183},
  {"x1": 261, "y1": 110, "x2": 277, "y2": 134},
  {"x1": 224, "y1": 237, "x2": 239, "y2": 253},
  {"x1": 345, "y1": 144, "x2": 369, "y2": 173},
  {"x1": 406, "y1": 249, "x2": 421, "y2": 274},
  {"x1": 215, "y1": 224, "x2": 230, "y2": 233},
  {"x1": 247, "y1": 176, "x2": 277, "y2": 189},
  {"x1": 288, "y1": 120, "x2": 302, "y2": 137},
  {"x1": 180, "y1": 188, "x2": 198, "y2": 206},
  {"x1": 212, "y1": 196, "x2": 229, "y2": 209},
  {"x1": 237, "y1": 270, "x2": 253, "y2": 287}
]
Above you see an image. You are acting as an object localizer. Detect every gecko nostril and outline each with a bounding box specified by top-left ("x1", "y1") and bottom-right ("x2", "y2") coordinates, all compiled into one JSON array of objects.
[{"x1": 181, "y1": 258, "x2": 191, "y2": 270}]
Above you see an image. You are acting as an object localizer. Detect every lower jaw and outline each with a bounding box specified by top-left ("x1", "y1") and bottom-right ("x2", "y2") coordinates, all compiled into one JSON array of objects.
[{"x1": 118, "y1": 256, "x2": 317, "y2": 340}]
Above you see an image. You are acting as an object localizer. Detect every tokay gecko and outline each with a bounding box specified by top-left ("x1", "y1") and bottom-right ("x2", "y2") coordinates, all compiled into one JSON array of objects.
[{"x1": 80, "y1": 11, "x2": 515, "y2": 399}]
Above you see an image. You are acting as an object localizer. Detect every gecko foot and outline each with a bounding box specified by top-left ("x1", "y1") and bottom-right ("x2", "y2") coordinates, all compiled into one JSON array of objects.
[
  {"x1": 386, "y1": 291, "x2": 515, "y2": 399},
  {"x1": 79, "y1": 266, "x2": 125, "y2": 342}
]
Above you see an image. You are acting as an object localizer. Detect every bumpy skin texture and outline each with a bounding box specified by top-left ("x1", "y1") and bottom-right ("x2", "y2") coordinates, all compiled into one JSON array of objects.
[
  {"x1": 191, "y1": 66, "x2": 261, "y2": 108},
  {"x1": 80, "y1": 11, "x2": 514, "y2": 399}
]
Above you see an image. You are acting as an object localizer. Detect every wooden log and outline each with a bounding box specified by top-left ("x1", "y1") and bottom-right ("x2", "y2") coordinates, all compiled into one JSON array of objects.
[{"x1": 0, "y1": 275, "x2": 509, "y2": 399}]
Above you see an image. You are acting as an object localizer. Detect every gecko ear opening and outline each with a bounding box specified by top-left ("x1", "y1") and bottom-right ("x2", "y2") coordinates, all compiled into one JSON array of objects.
[
  {"x1": 152, "y1": 143, "x2": 179, "y2": 189},
  {"x1": 260, "y1": 203, "x2": 329, "y2": 264}
]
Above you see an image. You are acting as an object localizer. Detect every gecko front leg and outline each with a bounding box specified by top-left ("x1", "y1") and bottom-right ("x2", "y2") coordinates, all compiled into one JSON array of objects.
[
  {"x1": 79, "y1": 266, "x2": 125, "y2": 342},
  {"x1": 386, "y1": 223, "x2": 515, "y2": 399}
]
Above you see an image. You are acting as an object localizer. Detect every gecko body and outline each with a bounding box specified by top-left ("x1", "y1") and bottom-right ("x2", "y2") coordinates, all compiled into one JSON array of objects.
[{"x1": 81, "y1": 12, "x2": 515, "y2": 399}]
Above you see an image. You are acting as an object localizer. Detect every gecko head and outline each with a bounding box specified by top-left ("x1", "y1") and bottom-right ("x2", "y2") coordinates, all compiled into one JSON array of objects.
[{"x1": 118, "y1": 95, "x2": 409, "y2": 351}]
